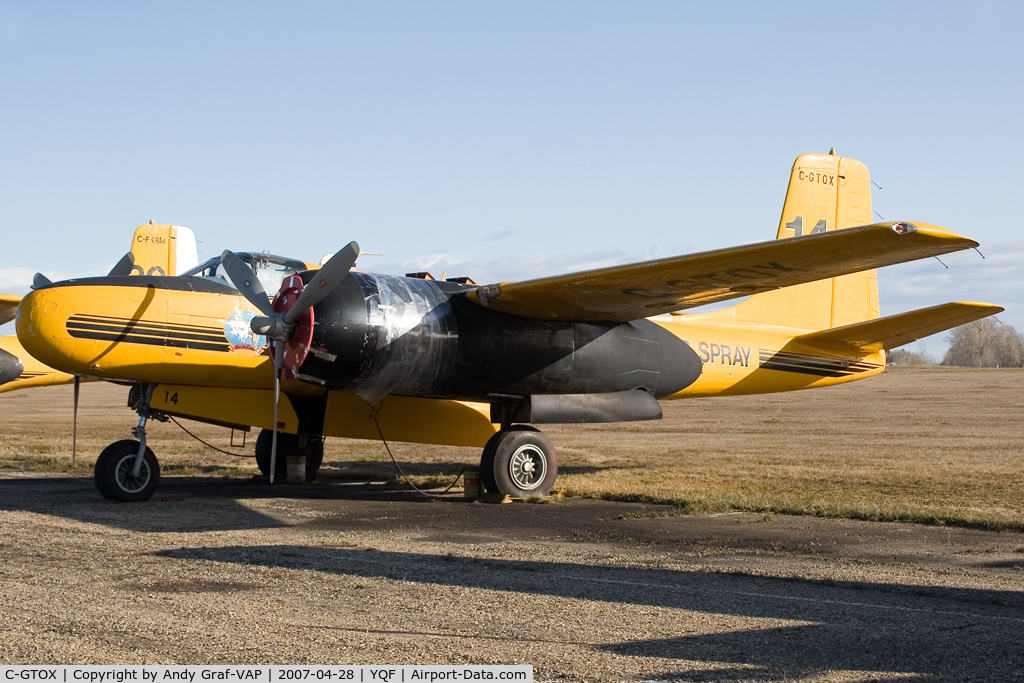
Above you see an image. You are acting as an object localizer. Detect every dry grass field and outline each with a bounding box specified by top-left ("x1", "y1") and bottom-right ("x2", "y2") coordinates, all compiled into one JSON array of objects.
[{"x1": 1, "y1": 367, "x2": 1021, "y2": 530}]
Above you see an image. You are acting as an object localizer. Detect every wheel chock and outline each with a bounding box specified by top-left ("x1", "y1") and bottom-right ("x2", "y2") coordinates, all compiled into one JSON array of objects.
[{"x1": 478, "y1": 493, "x2": 514, "y2": 504}]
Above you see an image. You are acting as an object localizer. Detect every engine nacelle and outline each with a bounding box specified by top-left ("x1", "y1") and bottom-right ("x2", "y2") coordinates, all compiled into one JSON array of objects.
[{"x1": 301, "y1": 273, "x2": 702, "y2": 404}]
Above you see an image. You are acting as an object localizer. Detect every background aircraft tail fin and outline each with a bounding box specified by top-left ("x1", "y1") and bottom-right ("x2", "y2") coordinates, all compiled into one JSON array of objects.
[
  {"x1": 129, "y1": 223, "x2": 199, "y2": 277},
  {"x1": 724, "y1": 151, "x2": 880, "y2": 331}
]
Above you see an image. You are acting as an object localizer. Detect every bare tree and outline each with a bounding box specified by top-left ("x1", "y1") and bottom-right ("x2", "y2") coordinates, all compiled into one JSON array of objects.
[
  {"x1": 888, "y1": 348, "x2": 936, "y2": 366},
  {"x1": 942, "y1": 319, "x2": 1024, "y2": 367}
]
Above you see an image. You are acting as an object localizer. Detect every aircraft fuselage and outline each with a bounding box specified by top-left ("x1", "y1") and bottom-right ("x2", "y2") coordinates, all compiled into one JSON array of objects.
[
  {"x1": 302, "y1": 272, "x2": 701, "y2": 403},
  {"x1": 16, "y1": 272, "x2": 703, "y2": 404}
]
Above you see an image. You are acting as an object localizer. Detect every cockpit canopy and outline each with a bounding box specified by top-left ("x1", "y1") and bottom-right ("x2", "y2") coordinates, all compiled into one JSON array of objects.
[{"x1": 181, "y1": 253, "x2": 310, "y2": 298}]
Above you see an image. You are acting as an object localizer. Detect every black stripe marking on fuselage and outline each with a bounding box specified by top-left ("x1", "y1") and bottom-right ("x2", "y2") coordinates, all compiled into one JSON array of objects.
[
  {"x1": 758, "y1": 350, "x2": 879, "y2": 378},
  {"x1": 66, "y1": 314, "x2": 231, "y2": 353},
  {"x1": 67, "y1": 316, "x2": 226, "y2": 342}
]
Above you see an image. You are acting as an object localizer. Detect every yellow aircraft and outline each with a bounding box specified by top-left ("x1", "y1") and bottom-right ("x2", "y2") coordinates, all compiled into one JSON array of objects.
[
  {"x1": 0, "y1": 222, "x2": 201, "y2": 395},
  {"x1": 12, "y1": 152, "x2": 1001, "y2": 502}
]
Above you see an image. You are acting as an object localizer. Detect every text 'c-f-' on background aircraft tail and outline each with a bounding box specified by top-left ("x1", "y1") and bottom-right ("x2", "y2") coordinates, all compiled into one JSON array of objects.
[{"x1": 129, "y1": 223, "x2": 199, "y2": 278}]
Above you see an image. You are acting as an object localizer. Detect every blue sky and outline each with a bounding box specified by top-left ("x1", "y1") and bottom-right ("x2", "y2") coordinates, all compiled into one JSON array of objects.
[{"x1": 1, "y1": 1, "x2": 1021, "y2": 355}]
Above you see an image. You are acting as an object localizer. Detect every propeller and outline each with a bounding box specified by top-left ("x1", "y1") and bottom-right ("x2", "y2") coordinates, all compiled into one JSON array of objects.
[
  {"x1": 220, "y1": 242, "x2": 360, "y2": 482},
  {"x1": 72, "y1": 375, "x2": 80, "y2": 466},
  {"x1": 107, "y1": 252, "x2": 136, "y2": 277}
]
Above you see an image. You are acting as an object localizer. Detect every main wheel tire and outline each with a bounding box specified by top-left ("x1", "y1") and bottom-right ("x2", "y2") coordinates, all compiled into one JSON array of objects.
[
  {"x1": 302, "y1": 436, "x2": 324, "y2": 480},
  {"x1": 481, "y1": 426, "x2": 557, "y2": 497},
  {"x1": 255, "y1": 430, "x2": 324, "y2": 481},
  {"x1": 94, "y1": 439, "x2": 160, "y2": 502}
]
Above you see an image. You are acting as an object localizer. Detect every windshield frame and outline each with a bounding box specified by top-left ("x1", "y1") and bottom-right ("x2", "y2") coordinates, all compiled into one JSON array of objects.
[{"x1": 181, "y1": 252, "x2": 311, "y2": 296}]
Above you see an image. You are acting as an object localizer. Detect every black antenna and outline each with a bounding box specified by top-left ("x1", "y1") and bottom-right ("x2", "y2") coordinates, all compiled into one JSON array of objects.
[
  {"x1": 873, "y1": 210, "x2": 885, "y2": 220},
  {"x1": 871, "y1": 180, "x2": 883, "y2": 189},
  {"x1": 974, "y1": 247, "x2": 985, "y2": 259},
  {"x1": 934, "y1": 256, "x2": 948, "y2": 269}
]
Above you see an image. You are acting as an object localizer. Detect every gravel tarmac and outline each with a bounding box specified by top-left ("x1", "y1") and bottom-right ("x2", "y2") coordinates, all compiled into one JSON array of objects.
[{"x1": 1, "y1": 474, "x2": 1022, "y2": 682}]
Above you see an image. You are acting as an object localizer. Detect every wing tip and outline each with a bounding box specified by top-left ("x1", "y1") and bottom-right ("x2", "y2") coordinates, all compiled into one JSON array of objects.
[{"x1": 951, "y1": 302, "x2": 1004, "y2": 314}]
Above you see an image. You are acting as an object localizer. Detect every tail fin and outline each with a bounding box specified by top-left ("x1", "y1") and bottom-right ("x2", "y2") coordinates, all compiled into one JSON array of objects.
[
  {"x1": 129, "y1": 223, "x2": 199, "y2": 277},
  {"x1": 774, "y1": 150, "x2": 873, "y2": 239},
  {"x1": 725, "y1": 151, "x2": 880, "y2": 331}
]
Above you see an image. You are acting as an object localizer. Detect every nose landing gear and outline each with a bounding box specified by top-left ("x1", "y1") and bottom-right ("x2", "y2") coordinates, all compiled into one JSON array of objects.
[
  {"x1": 93, "y1": 383, "x2": 166, "y2": 502},
  {"x1": 94, "y1": 439, "x2": 160, "y2": 502}
]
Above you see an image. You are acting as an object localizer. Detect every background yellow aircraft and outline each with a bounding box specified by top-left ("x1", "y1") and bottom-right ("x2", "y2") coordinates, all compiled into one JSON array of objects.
[
  {"x1": 11, "y1": 152, "x2": 1001, "y2": 502},
  {"x1": 0, "y1": 222, "x2": 201, "y2": 395}
]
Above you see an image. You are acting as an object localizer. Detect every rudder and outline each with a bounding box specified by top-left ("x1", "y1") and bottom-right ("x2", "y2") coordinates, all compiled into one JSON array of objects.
[
  {"x1": 727, "y1": 151, "x2": 880, "y2": 331},
  {"x1": 775, "y1": 150, "x2": 873, "y2": 239}
]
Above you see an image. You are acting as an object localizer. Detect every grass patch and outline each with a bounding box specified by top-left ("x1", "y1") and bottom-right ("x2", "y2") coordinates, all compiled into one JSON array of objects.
[
  {"x1": 563, "y1": 483, "x2": 1024, "y2": 531},
  {"x1": 0, "y1": 454, "x2": 94, "y2": 472},
  {"x1": 159, "y1": 463, "x2": 256, "y2": 478}
]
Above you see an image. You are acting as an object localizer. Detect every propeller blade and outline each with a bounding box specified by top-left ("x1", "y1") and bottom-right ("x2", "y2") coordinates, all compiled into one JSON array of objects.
[
  {"x1": 107, "y1": 252, "x2": 135, "y2": 277},
  {"x1": 31, "y1": 273, "x2": 52, "y2": 290},
  {"x1": 268, "y1": 341, "x2": 285, "y2": 484},
  {"x1": 72, "y1": 376, "x2": 80, "y2": 466},
  {"x1": 283, "y1": 241, "x2": 359, "y2": 325},
  {"x1": 220, "y1": 250, "x2": 276, "y2": 318}
]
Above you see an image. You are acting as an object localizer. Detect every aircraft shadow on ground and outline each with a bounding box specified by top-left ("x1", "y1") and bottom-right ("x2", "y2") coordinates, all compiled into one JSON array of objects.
[
  {"x1": 0, "y1": 477, "x2": 287, "y2": 533},
  {"x1": 0, "y1": 475, "x2": 464, "y2": 533},
  {"x1": 155, "y1": 544, "x2": 1024, "y2": 681}
]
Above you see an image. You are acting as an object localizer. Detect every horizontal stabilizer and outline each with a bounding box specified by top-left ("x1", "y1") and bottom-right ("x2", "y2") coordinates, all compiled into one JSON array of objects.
[
  {"x1": 796, "y1": 302, "x2": 1003, "y2": 352},
  {"x1": 0, "y1": 293, "x2": 21, "y2": 326},
  {"x1": 469, "y1": 222, "x2": 978, "y2": 322}
]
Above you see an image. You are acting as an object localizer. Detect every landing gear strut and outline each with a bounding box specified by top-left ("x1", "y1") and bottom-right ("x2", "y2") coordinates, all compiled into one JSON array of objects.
[
  {"x1": 480, "y1": 425, "x2": 557, "y2": 497},
  {"x1": 94, "y1": 383, "x2": 166, "y2": 502}
]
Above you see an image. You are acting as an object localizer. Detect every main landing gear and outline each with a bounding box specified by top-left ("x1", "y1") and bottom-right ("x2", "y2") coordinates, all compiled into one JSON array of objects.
[
  {"x1": 254, "y1": 429, "x2": 324, "y2": 482},
  {"x1": 94, "y1": 383, "x2": 166, "y2": 502},
  {"x1": 480, "y1": 425, "x2": 557, "y2": 497}
]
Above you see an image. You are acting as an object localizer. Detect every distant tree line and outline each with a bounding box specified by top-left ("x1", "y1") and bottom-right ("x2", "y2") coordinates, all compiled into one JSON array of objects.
[
  {"x1": 887, "y1": 319, "x2": 1024, "y2": 367},
  {"x1": 941, "y1": 318, "x2": 1024, "y2": 367},
  {"x1": 888, "y1": 348, "x2": 936, "y2": 366}
]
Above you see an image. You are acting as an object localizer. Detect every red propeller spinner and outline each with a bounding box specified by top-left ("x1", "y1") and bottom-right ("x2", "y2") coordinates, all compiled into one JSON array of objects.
[{"x1": 268, "y1": 274, "x2": 314, "y2": 381}]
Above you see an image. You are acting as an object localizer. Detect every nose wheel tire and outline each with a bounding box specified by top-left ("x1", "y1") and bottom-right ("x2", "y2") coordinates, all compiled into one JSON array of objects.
[
  {"x1": 94, "y1": 439, "x2": 160, "y2": 502},
  {"x1": 481, "y1": 426, "x2": 557, "y2": 497},
  {"x1": 254, "y1": 430, "x2": 324, "y2": 482}
]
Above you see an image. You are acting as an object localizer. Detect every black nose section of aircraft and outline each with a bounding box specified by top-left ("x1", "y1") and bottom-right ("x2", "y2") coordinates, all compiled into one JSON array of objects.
[
  {"x1": 0, "y1": 347, "x2": 24, "y2": 386},
  {"x1": 648, "y1": 321, "x2": 703, "y2": 398}
]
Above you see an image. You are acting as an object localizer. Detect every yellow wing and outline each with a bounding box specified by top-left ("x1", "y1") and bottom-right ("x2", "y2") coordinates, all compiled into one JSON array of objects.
[
  {"x1": 467, "y1": 222, "x2": 978, "y2": 321},
  {"x1": 0, "y1": 293, "x2": 20, "y2": 326},
  {"x1": 796, "y1": 302, "x2": 1003, "y2": 353}
]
